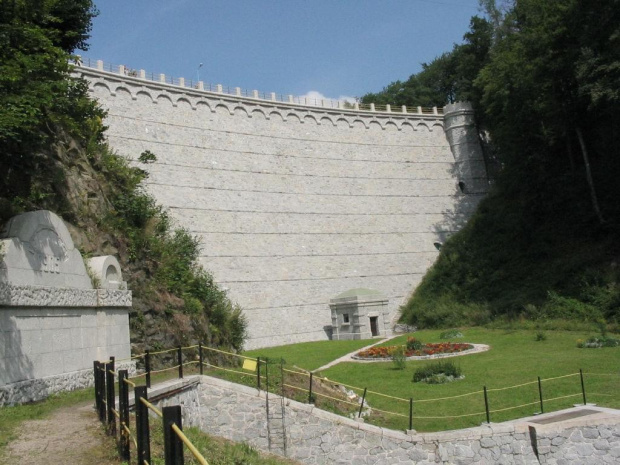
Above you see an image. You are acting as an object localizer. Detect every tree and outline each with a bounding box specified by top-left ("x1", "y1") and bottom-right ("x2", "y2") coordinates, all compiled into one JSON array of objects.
[{"x1": 0, "y1": 0, "x2": 103, "y2": 212}]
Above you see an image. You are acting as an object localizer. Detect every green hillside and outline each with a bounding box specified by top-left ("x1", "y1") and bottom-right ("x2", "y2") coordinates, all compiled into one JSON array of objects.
[{"x1": 363, "y1": 1, "x2": 620, "y2": 329}]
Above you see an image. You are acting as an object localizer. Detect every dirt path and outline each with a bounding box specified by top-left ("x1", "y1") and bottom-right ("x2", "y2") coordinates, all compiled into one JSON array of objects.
[{"x1": 3, "y1": 402, "x2": 119, "y2": 465}]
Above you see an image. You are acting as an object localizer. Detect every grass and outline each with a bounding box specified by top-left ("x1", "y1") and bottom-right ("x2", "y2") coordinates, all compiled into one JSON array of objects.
[
  {"x1": 247, "y1": 328, "x2": 620, "y2": 433},
  {"x1": 244, "y1": 338, "x2": 377, "y2": 371},
  {"x1": 0, "y1": 387, "x2": 94, "y2": 456}
]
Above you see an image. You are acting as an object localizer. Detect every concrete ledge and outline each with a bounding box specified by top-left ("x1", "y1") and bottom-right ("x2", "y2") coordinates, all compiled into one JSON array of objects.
[{"x1": 0, "y1": 283, "x2": 131, "y2": 307}]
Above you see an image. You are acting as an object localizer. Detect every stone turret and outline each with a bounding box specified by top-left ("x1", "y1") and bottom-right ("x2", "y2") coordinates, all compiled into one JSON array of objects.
[{"x1": 443, "y1": 102, "x2": 489, "y2": 195}]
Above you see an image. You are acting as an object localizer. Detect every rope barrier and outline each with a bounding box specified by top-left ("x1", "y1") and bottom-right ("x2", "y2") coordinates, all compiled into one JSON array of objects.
[
  {"x1": 413, "y1": 390, "x2": 485, "y2": 403},
  {"x1": 413, "y1": 411, "x2": 487, "y2": 420},
  {"x1": 201, "y1": 362, "x2": 253, "y2": 378},
  {"x1": 366, "y1": 390, "x2": 409, "y2": 403},
  {"x1": 283, "y1": 383, "x2": 309, "y2": 393},
  {"x1": 313, "y1": 376, "x2": 364, "y2": 393},
  {"x1": 123, "y1": 378, "x2": 136, "y2": 387},
  {"x1": 590, "y1": 393, "x2": 613, "y2": 397},
  {"x1": 544, "y1": 393, "x2": 582, "y2": 402},
  {"x1": 311, "y1": 391, "x2": 360, "y2": 408},
  {"x1": 283, "y1": 367, "x2": 310, "y2": 377},
  {"x1": 486, "y1": 379, "x2": 539, "y2": 392},
  {"x1": 148, "y1": 365, "x2": 181, "y2": 375},
  {"x1": 540, "y1": 373, "x2": 580, "y2": 382},
  {"x1": 148, "y1": 347, "x2": 178, "y2": 356},
  {"x1": 122, "y1": 424, "x2": 138, "y2": 448},
  {"x1": 180, "y1": 344, "x2": 199, "y2": 350},
  {"x1": 584, "y1": 373, "x2": 619, "y2": 377},
  {"x1": 370, "y1": 406, "x2": 408, "y2": 419},
  {"x1": 112, "y1": 408, "x2": 120, "y2": 419},
  {"x1": 488, "y1": 400, "x2": 540, "y2": 414},
  {"x1": 140, "y1": 397, "x2": 163, "y2": 417},
  {"x1": 203, "y1": 346, "x2": 257, "y2": 361},
  {"x1": 132, "y1": 372, "x2": 147, "y2": 379},
  {"x1": 171, "y1": 423, "x2": 210, "y2": 465}
]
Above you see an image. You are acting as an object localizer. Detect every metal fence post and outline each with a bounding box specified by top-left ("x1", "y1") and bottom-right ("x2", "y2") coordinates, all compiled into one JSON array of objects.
[
  {"x1": 257, "y1": 357, "x2": 261, "y2": 391},
  {"x1": 135, "y1": 386, "x2": 151, "y2": 465},
  {"x1": 178, "y1": 346, "x2": 183, "y2": 379},
  {"x1": 93, "y1": 361, "x2": 101, "y2": 419},
  {"x1": 483, "y1": 386, "x2": 490, "y2": 424},
  {"x1": 580, "y1": 369, "x2": 587, "y2": 405},
  {"x1": 105, "y1": 358, "x2": 116, "y2": 436},
  {"x1": 358, "y1": 388, "x2": 367, "y2": 418},
  {"x1": 409, "y1": 398, "x2": 414, "y2": 431},
  {"x1": 308, "y1": 372, "x2": 314, "y2": 404},
  {"x1": 199, "y1": 343, "x2": 204, "y2": 375},
  {"x1": 538, "y1": 376, "x2": 544, "y2": 414},
  {"x1": 145, "y1": 350, "x2": 151, "y2": 388},
  {"x1": 118, "y1": 369, "x2": 130, "y2": 461},
  {"x1": 163, "y1": 406, "x2": 184, "y2": 465},
  {"x1": 97, "y1": 362, "x2": 106, "y2": 422}
]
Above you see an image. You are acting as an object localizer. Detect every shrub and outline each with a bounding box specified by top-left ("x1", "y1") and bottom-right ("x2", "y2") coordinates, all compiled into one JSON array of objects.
[
  {"x1": 577, "y1": 336, "x2": 619, "y2": 348},
  {"x1": 535, "y1": 331, "x2": 547, "y2": 341},
  {"x1": 413, "y1": 361, "x2": 462, "y2": 384},
  {"x1": 440, "y1": 329, "x2": 464, "y2": 339},
  {"x1": 406, "y1": 337, "x2": 423, "y2": 351},
  {"x1": 390, "y1": 346, "x2": 406, "y2": 370}
]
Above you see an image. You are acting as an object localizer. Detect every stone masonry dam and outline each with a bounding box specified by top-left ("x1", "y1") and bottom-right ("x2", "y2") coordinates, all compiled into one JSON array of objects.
[{"x1": 78, "y1": 62, "x2": 488, "y2": 349}]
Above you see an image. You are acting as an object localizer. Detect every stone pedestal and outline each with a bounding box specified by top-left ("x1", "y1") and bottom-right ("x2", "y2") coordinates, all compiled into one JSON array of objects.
[{"x1": 0, "y1": 211, "x2": 132, "y2": 405}]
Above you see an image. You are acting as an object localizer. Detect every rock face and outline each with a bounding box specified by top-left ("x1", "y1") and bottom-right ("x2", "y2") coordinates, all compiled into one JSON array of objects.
[
  {"x1": 78, "y1": 64, "x2": 489, "y2": 349},
  {"x1": 0, "y1": 210, "x2": 132, "y2": 405}
]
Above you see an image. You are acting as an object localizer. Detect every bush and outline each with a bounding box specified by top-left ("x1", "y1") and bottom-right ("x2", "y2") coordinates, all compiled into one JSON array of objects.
[
  {"x1": 413, "y1": 361, "x2": 462, "y2": 384},
  {"x1": 406, "y1": 337, "x2": 423, "y2": 351},
  {"x1": 535, "y1": 331, "x2": 547, "y2": 341},
  {"x1": 390, "y1": 346, "x2": 406, "y2": 370},
  {"x1": 440, "y1": 329, "x2": 464, "y2": 339},
  {"x1": 577, "y1": 336, "x2": 619, "y2": 348}
]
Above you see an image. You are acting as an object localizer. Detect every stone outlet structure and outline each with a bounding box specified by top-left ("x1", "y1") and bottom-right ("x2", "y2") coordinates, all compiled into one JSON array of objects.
[
  {"x1": 154, "y1": 376, "x2": 620, "y2": 464},
  {"x1": 77, "y1": 62, "x2": 489, "y2": 349},
  {"x1": 0, "y1": 211, "x2": 132, "y2": 405}
]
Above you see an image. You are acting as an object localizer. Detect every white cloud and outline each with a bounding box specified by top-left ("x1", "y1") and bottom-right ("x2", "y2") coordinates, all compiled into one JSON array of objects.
[{"x1": 298, "y1": 91, "x2": 357, "y2": 105}]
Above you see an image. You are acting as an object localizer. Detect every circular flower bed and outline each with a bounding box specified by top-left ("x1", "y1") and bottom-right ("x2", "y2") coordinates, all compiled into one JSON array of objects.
[{"x1": 356, "y1": 342, "x2": 474, "y2": 359}]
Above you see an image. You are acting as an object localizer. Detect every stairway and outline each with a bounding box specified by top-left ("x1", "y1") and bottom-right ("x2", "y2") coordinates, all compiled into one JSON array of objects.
[{"x1": 265, "y1": 359, "x2": 287, "y2": 456}]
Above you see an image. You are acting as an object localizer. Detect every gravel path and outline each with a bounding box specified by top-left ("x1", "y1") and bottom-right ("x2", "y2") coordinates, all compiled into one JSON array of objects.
[{"x1": 3, "y1": 402, "x2": 118, "y2": 465}]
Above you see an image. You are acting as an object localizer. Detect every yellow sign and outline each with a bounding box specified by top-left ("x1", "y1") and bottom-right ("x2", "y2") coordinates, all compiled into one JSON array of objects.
[{"x1": 242, "y1": 359, "x2": 257, "y2": 372}]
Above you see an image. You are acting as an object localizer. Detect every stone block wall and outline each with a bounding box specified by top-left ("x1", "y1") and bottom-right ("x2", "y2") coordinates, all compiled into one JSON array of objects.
[
  {"x1": 160, "y1": 375, "x2": 620, "y2": 464},
  {"x1": 78, "y1": 66, "x2": 488, "y2": 349}
]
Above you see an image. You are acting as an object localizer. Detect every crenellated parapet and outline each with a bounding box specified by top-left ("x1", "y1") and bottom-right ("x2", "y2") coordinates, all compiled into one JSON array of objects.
[{"x1": 76, "y1": 64, "x2": 445, "y2": 133}]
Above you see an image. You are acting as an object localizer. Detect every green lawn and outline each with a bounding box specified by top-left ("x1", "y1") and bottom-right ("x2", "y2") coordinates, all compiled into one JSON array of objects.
[
  {"x1": 246, "y1": 328, "x2": 620, "y2": 432},
  {"x1": 244, "y1": 338, "x2": 377, "y2": 371}
]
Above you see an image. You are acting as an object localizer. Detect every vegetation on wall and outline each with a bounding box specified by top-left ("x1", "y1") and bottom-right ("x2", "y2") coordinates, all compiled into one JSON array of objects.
[
  {"x1": 0, "y1": 0, "x2": 246, "y2": 352},
  {"x1": 365, "y1": 0, "x2": 620, "y2": 329}
]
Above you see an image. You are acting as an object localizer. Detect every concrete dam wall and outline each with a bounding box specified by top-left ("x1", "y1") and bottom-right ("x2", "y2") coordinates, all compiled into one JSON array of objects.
[{"x1": 78, "y1": 64, "x2": 488, "y2": 349}]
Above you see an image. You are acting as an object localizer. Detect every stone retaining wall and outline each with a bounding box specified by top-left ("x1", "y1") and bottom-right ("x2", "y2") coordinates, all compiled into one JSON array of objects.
[{"x1": 157, "y1": 375, "x2": 620, "y2": 464}]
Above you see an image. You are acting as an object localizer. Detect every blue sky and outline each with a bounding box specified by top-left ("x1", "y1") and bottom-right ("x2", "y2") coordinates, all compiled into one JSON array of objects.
[{"x1": 85, "y1": 0, "x2": 482, "y2": 101}]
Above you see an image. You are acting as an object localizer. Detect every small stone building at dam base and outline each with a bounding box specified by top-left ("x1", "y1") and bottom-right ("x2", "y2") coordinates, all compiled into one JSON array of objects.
[{"x1": 77, "y1": 62, "x2": 489, "y2": 349}]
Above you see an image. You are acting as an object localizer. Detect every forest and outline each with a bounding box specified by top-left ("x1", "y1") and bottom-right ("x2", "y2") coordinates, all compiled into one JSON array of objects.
[{"x1": 362, "y1": 0, "x2": 620, "y2": 329}]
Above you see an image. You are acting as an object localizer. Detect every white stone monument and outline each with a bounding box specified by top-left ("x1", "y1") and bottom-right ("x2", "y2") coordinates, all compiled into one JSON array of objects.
[{"x1": 0, "y1": 210, "x2": 132, "y2": 405}]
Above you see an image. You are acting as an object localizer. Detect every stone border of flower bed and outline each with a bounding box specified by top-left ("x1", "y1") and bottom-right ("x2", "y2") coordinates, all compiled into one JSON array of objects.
[{"x1": 351, "y1": 343, "x2": 490, "y2": 362}]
